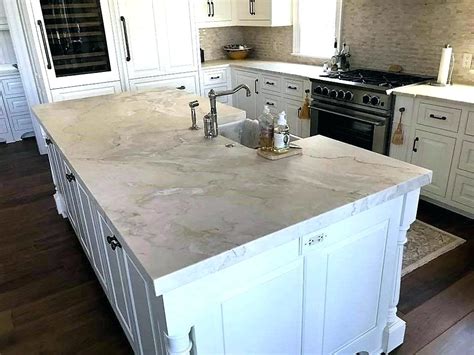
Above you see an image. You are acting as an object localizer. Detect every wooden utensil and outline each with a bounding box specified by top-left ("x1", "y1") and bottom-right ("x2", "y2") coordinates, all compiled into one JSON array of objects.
[{"x1": 392, "y1": 107, "x2": 405, "y2": 145}]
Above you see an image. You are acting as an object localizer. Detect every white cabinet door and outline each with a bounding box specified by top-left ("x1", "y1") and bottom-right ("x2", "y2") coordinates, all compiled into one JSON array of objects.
[
  {"x1": 233, "y1": 70, "x2": 258, "y2": 119},
  {"x1": 282, "y1": 98, "x2": 304, "y2": 137},
  {"x1": 98, "y1": 214, "x2": 136, "y2": 343},
  {"x1": 117, "y1": 0, "x2": 166, "y2": 79},
  {"x1": 196, "y1": 0, "x2": 233, "y2": 27},
  {"x1": 302, "y1": 200, "x2": 400, "y2": 354},
  {"x1": 257, "y1": 91, "x2": 282, "y2": 117},
  {"x1": 160, "y1": 0, "x2": 198, "y2": 74},
  {"x1": 0, "y1": 1, "x2": 7, "y2": 28},
  {"x1": 411, "y1": 130, "x2": 456, "y2": 198},
  {"x1": 236, "y1": 0, "x2": 271, "y2": 21}
]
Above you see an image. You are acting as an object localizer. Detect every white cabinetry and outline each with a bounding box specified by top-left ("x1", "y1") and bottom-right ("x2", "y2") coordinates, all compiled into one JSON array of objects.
[
  {"x1": 44, "y1": 137, "x2": 163, "y2": 354},
  {"x1": 195, "y1": 0, "x2": 233, "y2": 27},
  {"x1": 231, "y1": 67, "x2": 311, "y2": 137},
  {"x1": 201, "y1": 66, "x2": 233, "y2": 104},
  {"x1": 232, "y1": 69, "x2": 259, "y2": 119},
  {"x1": 116, "y1": 0, "x2": 167, "y2": 80},
  {"x1": 0, "y1": 1, "x2": 8, "y2": 29},
  {"x1": 51, "y1": 82, "x2": 122, "y2": 102},
  {"x1": 392, "y1": 94, "x2": 474, "y2": 218},
  {"x1": 129, "y1": 72, "x2": 199, "y2": 94},
  {"x1": 0, "y1": 73, "x2": 34, "y2": 142},
  {"x1": 411, "y1": 130, "x2": 455, "y2": 198},
  {"x1": 196, "y1": 0, "x2": 292, "y2": 27},
  {"x1": 117, "y1": 0, "x2": 197, "y2": 80}
]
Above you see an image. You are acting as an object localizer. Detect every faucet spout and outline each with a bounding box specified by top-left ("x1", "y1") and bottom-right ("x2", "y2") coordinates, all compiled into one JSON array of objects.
[{"x1": 204, "y1": 84, "x2": 252, "y2": 139}]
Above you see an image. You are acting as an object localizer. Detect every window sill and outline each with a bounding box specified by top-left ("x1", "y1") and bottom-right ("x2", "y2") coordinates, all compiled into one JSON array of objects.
[{"x1": 291, "y1": 53, "x2": 331, "y2": 62}]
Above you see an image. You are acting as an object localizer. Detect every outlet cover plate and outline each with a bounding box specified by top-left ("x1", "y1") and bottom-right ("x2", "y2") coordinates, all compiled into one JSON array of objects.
[{"x1": 462, "y1": 53, "x2": 472, "y2": 69}]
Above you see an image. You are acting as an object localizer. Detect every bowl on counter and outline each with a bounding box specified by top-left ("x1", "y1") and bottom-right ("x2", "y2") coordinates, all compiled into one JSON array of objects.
[{"x1": 223, "y1": 45, "x2": 253, "y2": 60}]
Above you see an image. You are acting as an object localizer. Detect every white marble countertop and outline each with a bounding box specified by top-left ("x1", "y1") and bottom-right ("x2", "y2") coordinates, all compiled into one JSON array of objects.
[
  {"x1": 0, "y1": 64, "x2": 18, "y2": 76},
  {"x1": 202, "y1": 59, "x2": 325, "y2": 79},
  {"x1": 390, "y1": 83, "x2": 474, "y2": 106},
  {"x1": 32, "y1": 88, "x2": 431, "y2": 296}
]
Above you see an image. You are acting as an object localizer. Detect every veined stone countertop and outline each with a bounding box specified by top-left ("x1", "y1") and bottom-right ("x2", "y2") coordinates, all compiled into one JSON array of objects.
[
  {"x1": 390, "y1": 83, "x2": 474, "y2": 106},
  {"x1": 202, "y1": 59, "x2": 325, "y2": 79},
  {"x1": 32, "y1": 88, "x2": 431, "y2": 296}
]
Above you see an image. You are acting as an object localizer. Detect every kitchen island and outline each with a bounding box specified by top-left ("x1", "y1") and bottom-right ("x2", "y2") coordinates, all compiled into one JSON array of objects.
[{"x1": 33, "y1": 88, "x2": 431, "y2": 355}]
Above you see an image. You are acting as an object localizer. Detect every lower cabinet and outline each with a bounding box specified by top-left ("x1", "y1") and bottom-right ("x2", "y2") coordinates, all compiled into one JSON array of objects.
[
  {"x1": 45, "y1": 137, "x2": 161, "y2": 354},
  {"x1": 410, "y1": 129, "x2": 455, "y2": 198},
  {"x1": 232, "y1": 69, "x2": 259, "y2": 119}
]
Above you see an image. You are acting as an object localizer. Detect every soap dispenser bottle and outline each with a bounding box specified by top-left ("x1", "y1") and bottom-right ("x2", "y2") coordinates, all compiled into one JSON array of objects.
[
  {"x1": 273, "y1": 111, "x2": 290, "y2": 154},
  {"x1": 258, "y1": 105, "x2": 275, "y2": 151}
]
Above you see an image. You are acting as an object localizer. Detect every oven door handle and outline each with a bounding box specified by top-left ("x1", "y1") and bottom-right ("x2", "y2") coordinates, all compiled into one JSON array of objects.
[{"x1": 310, "y1": 105, "x2": 385, "y2": 127}]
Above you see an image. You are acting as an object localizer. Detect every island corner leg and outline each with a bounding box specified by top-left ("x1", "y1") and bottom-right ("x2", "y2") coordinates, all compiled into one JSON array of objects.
[
  {"x1": 383, "y1": 188, "x2": 420, "y2": 353},
  {"x1": 163, "y1": 328, "x2": 193, "y2": 355}
]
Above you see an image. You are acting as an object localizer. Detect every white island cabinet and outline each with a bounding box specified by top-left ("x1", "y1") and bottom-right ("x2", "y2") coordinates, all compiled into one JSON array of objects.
[{"x1": 34, "y1": 88, "x2": 431, "y2": 355}]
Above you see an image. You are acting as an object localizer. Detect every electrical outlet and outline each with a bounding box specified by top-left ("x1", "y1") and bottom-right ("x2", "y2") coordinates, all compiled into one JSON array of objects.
[{"x1": 462, "y1": 53, "x2": 473, "y2": 69}]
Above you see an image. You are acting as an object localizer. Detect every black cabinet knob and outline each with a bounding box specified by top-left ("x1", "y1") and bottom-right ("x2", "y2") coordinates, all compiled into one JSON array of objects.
[
  {"x1": 65, "y1": 173, "x2": 75, "y2": 182},
  {"x1": 106, "y1": 235, "x2": 122, "y2": 251}
]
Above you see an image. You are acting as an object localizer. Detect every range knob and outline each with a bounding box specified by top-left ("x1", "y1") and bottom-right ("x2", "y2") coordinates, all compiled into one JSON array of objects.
[
  {"x1": 344, "y1": 91, "x2": 354, "y2": 101},
  {"x1": 337, "y1": 90, "x2": 345, "y2": 100},
  {"x1": 371, "y1": 96, "x2": 381, "y2": 106},
  {"x1": 329, "y1": 90, "x2": 338, "y2": 99},
  {"x1": 362, "y1": 94, "x2": 371, "y2": 104},
  {"x1": 322, "y1": 87, "x2": 329, "y2": 96},
  {"x1": 314, "y1": 86, "x2": 323, "y2": 95}
]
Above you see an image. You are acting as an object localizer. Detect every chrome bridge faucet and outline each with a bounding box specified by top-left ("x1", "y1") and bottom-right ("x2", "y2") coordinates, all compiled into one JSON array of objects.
[{"x1": 204, "y1": 84, "x2": 252, "y2": 138}]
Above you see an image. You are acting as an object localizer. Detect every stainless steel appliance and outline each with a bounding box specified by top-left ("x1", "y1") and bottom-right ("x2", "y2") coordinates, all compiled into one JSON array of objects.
[{"x1": 310, "y1": 69, "x2": 431, "y2": 155}]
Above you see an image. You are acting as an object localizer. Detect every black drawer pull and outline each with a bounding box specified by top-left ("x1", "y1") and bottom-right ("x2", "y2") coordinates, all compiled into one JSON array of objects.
[
  {"x1": 210, "y1": 76, "x2": 220, "y2": 80},
  {"x1": 254, "y1": 78, "x2": 259, "y2": 94},
  {"x1": 176, "y1": 85, "x2": 186, "y2": 90},
  {"x1": 288, "y1": 85, "x2": 298, "y2": 90},
  {"x1": 37, "y1": 20, "x2": 52, "y2": 70},
  {"x1": 266, "y1": 102, "x2": 275, "y2": 106},
  {"x1": 265, "y1": 81, "x2": 275, "y2": 86},
  {"x1": 207, "y1": 1, "x2": 211, "y2": 16},
  {"x1": 429, "y1": 114, "x2": 447, "y2": 121},
  {"x1": 120, "y1": 16, "x2": 131, "y2": 62},
  {"x1": 65, "y1": 173, "x2": 75, "y2": 182},
  {"x1": 106, "y1": 235, "x2": 122, "y2": 251},
  {"x1": 412, "y1": 137, "x2": 419, "y2": 152}
]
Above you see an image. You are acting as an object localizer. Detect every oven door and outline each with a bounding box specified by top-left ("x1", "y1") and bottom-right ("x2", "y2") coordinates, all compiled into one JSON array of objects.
[{"x1": 310, "y1": 102, "x2": 390, "y2": 155}]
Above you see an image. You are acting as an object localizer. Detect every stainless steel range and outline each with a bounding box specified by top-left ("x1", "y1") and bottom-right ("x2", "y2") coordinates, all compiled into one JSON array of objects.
[{"x1": 310, "y1": 69, "x2": 431, "y2": 155}]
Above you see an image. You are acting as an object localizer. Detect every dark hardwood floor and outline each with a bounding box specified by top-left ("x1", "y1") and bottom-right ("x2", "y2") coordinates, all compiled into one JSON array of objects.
[
  {"x1": 0, "y1": 139, "x2": 132, "y2": 354},
  {"x1": 1, "y1": 139, "x2": 473, "y2": 354}
]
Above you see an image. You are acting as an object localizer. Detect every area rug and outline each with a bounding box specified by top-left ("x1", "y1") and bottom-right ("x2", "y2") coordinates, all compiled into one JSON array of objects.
[{"x1": 402, "y1": 220, "x2": 466, "y2": 276}]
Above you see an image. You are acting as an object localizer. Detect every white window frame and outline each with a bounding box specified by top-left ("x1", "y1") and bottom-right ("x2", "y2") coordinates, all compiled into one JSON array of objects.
[{"x1": 292, "y1": 0, "x2": 344, "y2": 60}]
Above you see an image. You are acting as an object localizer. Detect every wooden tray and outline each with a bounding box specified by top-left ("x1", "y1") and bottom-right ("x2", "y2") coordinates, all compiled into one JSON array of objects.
[{"x1": 257, "y1": 147, "x2": 303, "y2": 160}]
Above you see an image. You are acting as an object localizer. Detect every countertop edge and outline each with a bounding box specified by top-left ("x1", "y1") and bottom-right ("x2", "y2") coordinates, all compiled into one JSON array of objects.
[{"x1": 152, "y1": 172, "x2": 431, "y2": 296}]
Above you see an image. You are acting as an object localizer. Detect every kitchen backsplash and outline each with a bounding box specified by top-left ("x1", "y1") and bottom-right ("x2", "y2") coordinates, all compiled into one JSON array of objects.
[{"x1": 199, "y1": 0, "x2": 473, "y2": 84}]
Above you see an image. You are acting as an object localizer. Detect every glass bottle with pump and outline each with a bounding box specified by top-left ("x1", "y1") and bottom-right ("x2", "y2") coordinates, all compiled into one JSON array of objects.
[
  {"x1": 273, "y1": 111, "x2": 290, "y2": 154},
  {"x1": 258, "y1": 105, "x2": 274, "y2": 151}
]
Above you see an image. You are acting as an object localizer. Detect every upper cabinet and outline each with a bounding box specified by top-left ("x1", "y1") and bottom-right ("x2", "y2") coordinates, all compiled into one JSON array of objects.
[
  {"x1": 117, "y1": 0, "x2": 198, "y2": 80},
  {"x1": 116, "y1": 0, "x2": 167, "y2": 79},
  {"x1": 28, "y1": 0, "x2": 121, "y2": 89},
  {"x1": 196, "y1": 0, "x2": 292, "y2": 28},
  {"x1": 196, "y1": 0, "x2": 233, "y2": 27}
]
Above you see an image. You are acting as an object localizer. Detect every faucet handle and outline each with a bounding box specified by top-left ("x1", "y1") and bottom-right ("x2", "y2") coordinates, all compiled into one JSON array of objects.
[{"x1": 189, "y1": 100, "x2": 199, "y2": 108}]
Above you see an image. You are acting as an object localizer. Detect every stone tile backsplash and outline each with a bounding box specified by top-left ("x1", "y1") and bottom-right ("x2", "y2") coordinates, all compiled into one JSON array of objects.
[{"x1": 199, "y1": 0, "x2": 474, "y2": 84}]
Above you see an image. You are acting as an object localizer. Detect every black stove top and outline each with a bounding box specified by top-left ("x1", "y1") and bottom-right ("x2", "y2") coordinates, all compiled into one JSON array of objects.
[{"x1": 319, "y1": 69, "x2": 431, "y2": 89}]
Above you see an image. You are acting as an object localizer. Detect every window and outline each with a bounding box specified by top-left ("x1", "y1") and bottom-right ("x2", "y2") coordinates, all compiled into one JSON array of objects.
[{"x1": 293, "y1": 0, "x2": 342, "y2": 59}]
